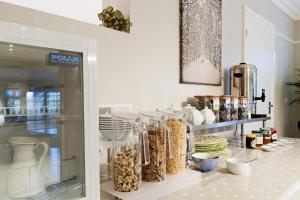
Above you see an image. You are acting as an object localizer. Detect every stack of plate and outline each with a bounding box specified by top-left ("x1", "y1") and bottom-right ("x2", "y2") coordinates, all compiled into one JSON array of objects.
[
  {"x1": 99, "y1": 115, "x2": 132, "y2": 141},
  {"x1": 194, "y1": 135, "x2": 230, "y2": 157}
]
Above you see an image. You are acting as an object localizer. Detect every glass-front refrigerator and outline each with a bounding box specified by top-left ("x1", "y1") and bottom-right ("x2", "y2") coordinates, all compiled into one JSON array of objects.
[{"x1": 0, "y1": 42, "x2": 86, "y2": 199}]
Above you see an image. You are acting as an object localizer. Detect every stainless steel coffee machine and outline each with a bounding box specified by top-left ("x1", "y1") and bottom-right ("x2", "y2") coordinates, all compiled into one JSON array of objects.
[{"x1": 230, "y1": 63, "x2": 266, "y2": 116}]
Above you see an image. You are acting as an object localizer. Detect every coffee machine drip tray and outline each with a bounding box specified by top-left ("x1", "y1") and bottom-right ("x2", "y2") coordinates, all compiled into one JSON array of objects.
[{"x1": 251, "y1": 114, "x2": 267, "y2": 118}]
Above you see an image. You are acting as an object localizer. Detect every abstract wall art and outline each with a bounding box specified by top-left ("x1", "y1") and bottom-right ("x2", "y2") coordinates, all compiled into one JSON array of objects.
[{"x1": 180, "y1": 0, "x2": 222, "y2": 85}]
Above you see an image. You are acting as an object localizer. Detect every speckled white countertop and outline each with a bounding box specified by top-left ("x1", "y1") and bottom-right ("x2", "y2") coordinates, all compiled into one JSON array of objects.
[{"x1": 101, "y1": 137, "x2": 300, "y2": 200}]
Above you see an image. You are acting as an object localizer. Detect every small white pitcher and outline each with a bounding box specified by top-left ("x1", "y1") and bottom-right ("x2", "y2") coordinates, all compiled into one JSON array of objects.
[{"x1": 7, "y1": 137, "x2": 49, "y2": 198}]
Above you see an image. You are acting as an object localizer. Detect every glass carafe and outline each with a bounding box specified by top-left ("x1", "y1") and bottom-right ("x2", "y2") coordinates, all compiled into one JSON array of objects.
[
  {"x1": 157, "y1": 110, "x2": 194, "y2": 175},
  {"x1": 140, "y1": 111, "x2": 173, "y2": 182},
  {"x1": 111, "y1": 112, "x2": 150, "y2": 192}
]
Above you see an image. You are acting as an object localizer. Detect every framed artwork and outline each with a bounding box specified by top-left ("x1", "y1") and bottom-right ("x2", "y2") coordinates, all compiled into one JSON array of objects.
[{"x1": 180, "y1": 0, "x2": 222, "y2": 85}]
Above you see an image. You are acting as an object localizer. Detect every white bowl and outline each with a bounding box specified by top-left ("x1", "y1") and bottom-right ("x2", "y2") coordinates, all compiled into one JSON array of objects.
[{"x1": 226, "y1": 157, "x2": 250, "y2": 175}]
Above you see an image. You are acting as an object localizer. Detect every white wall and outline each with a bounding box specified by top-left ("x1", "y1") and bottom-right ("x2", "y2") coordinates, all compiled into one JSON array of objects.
[
  {"x1": 102, "y1": 0, "x2": 130, "y2": 18},
  {"x1": 0, "y1": 0, "x2": 296, "y2": 135},
  {"x1": 295, "y1": 21, "x2": 300, "y2": 41},
  {"x1": 0, "y1": 0, "x2": 102, "y2": 24}
]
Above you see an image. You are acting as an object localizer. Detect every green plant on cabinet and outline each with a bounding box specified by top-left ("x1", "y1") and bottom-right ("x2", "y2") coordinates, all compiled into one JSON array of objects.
[{"x1": 98, "y1": 6, "x2": 132, "y2": 33}]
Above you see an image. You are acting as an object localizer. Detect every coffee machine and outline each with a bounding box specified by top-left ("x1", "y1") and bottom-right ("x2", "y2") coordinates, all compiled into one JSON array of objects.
[{"x1": 230, "y1": 63, "x2": 266, "y2": 117}]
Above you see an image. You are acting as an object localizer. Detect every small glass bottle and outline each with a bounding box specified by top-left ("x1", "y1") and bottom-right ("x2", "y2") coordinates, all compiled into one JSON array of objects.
[
  {"x1": 261, "y1": 128, "x2": 271, "y2": 144},
  {"x1": 252, "y1": 130, "x2": 263, "y2": 147},
  {"x1": 270, "y1": 128, "x2": 278, "y2": 142}
]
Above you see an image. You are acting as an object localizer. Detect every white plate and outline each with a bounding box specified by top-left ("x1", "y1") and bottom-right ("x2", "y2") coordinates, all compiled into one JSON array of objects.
[
  {"x1": 99, "y1": 121, "x2": 130, "y2": 124},
  {"x1": 266, "y1": 143, "x2": 277, "y2": 148},
  {"x1": 99, "y1": 124, "x2": 130, "y2": 126},
  {"x1": 99, "y1": 127, "x2": 131, "y2": 130},
  {"x1": 261, "y1": 145, "x2": 277, "y2": 152},
  {"x1": 99, "y1": 123, "x2": 131, "y2": 126},
  {"x1": 273, "y1": 141, "x2": 286, "y2": 146},
  {"x1": 279, "y1": 139, "x2": 293, "y2": 144}
]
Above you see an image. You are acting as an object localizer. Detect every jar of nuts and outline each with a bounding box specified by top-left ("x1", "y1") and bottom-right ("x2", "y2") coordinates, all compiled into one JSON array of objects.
[
  {"x1": 220, "y1": 95, "x2": 231, "y2": 122},
  {"x1": 111, "y1": 112, "x2": 150, "y2": 192},
  {"x1": 140, "y1": 112, "x2": 174, "y2": 182}
]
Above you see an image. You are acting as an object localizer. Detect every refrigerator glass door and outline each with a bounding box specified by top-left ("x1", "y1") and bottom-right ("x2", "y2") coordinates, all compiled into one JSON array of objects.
[{"x1": 0, "y1": 42, "x2": 86, "y2": 199}]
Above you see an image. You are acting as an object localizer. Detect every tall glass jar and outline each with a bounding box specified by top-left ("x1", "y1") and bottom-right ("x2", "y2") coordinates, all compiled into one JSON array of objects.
[
  {"x1": 165, "y1": 118, "x2": 186, "y2": 175},
  {"x1": 140, "y1": 112, "x2": 173, "y2": 182},
  {"x1": 220, "y1": 95, "x2": 231, "y2": 122},
  {"x1": 157, "y1": 110, "x2": 194, "y2": 175},
  {"x1": 111, "y1": 112, "x2": 150, "y2": 192},
  {"x1": 231, "y1": 96, "x2": 239, "y2": 120},
  {"x1": 238, "y1": 96, "x2": 248, "y2": 120}
]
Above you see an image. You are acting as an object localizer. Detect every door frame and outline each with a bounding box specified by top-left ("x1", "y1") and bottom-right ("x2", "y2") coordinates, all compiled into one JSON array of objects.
[
  {"x1": 243, "y1": 6, "x2": 276, "y2": 126},
  {"x1": 0, "y1": 21, "x2": 100, "y2": 200}
]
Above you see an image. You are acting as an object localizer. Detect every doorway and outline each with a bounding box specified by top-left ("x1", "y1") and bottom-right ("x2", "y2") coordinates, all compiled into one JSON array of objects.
[{"x1": 243, "y1": 7, "x2": 276, "y2": 133}]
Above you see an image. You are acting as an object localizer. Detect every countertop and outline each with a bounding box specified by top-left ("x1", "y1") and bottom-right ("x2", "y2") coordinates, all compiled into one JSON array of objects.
[{"x1": 101, "y1": 137, "x2": 300, "y2": 200}]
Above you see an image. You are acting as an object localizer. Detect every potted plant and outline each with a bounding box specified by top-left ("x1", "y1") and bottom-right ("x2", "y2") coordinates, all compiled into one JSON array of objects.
[
  {"x1": 286, "y1": 69, "x2": 300, "y2": 131},
  {"x1": 98, "y1": 6, "x2": 132, "y2": 33}
]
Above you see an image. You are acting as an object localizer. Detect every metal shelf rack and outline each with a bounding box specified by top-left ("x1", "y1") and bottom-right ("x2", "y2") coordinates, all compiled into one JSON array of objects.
[{"x1": 193, "y1": 117, "x2": 271, "y2": 136}]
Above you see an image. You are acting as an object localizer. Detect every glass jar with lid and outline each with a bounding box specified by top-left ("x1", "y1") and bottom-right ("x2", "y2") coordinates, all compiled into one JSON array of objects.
[
  {"x1": 238, "y1": 96, "x2": 248, "y2": 120},
  {"x1": 157, "y1": 110, "x2": 194, "y2": 175},
  {"x1": 220, "y1": 95, "x2": 231, "y2": 122},
  {"x1": 111, "y1": 112, "x2": 150, "y2": 192},
  {"x1": 246, "y1": 134, "x2": 256, "y2": 149},
  {"x1": 205, "y1": 96, "x2": 220, "y2": 122},
  {"x1": 261, "y1": 128, "x2": 271, "y2": 144},
  {"x1": 194, "y1": 96, "x2": 220, "y2": 122},
  {"x1": 194, "y1": 96, "x2": 205, "y2": 111},
  {"x1": 252, "y1": 130, "x2": 263, "y2": 147},
  {"x1": 139, "y1": 111, "x2": 174, "y2": 182},
  {"x1": 231, "y1": 96, "x2": 239, "y2": 120}
]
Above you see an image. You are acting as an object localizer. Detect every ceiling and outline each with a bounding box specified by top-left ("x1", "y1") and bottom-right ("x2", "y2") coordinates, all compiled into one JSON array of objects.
[{"x1": 271, "y1": 0, "x2": 300, "y2": 21}]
